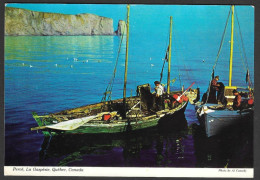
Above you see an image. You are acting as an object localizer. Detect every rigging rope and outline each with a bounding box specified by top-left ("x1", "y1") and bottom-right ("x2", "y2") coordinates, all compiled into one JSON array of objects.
[
  {"x1": 160, "y1": 55, "x2": 167, "y2": 83},
  {"x1": 234, "y1": 7, "x2": 254, "y2": 88},
  {"x1": 178, "y1": 72, "x2": 182, "y2": 90},
  {"x1": 159, "y1": 21, "x2": 171, "y2": 83},
  {"x1": 212, "y1": 6, "x2": 232, "y2": 71},
  {"x1": 234, "y1": 28, "x2": 247, "y2": 73},
  {"x1": 204, "y1": 7, "x2": 231, "y2": 104},
  {"x1": 101, "y1": 17, "x2": 127, "y2": 102},
  {"x1": 235, "y1": 7, "x2": 250, "y2": 70},
  {"x1": 172, "y1": 23, "x2": 194, "y2": 89},
  {"x1": 182, "y1": 60, "x2": 192, "y2": 85},
  {"x1": 171, "y1": 29, "x2": 182, "y2": 89},
  {"x1": 164, "y1": 22, "x2": 182, "y2": 90}
]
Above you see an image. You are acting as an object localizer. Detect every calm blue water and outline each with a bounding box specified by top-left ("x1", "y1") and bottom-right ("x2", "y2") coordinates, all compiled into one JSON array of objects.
[{"x1": 4, "y1": 5, "x2": 254, "y2": 167}]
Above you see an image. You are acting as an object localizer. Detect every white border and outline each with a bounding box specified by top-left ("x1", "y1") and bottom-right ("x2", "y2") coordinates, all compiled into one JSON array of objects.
[{"x1": 4, "y1": 166, "x2": 254, "y2": 178}]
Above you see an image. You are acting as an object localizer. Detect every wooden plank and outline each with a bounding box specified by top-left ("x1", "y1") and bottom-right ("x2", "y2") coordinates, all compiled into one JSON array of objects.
[{"x1": 31, "y1": 126, "x2": 47, "y2": 131}]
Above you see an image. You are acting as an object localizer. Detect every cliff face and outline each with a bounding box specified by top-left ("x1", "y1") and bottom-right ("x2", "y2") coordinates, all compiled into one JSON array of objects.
[
  {"x1": 5, "y1": 7, "x2": 114, "y2": 36},
  {"x1": 115, "y1": 20, "x2": 126, "y2": 36}
]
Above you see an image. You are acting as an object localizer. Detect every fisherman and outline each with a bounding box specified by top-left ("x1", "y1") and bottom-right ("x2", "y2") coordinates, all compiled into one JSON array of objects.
[
  {"x1": 211, "y1": 76, "x2": 220, "y2": 90},
  {"x1": 209, "y1": 76, "x2": 226, "y2": 104},
  {"x1": 207, "y1": 76, "x2": 219, "y2": 103},
  {"x1": 232, "y1": 89, "x2": 242, "y2": 110},
  {"x1": 154, "y1": 81, "x2": 164, "y2": 111}
]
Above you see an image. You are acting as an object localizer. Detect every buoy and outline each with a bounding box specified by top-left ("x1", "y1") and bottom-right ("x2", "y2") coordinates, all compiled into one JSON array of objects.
[
  {"x1": 173, "y1": 94, "x2": 188, "y2": 103},
  {"x1": 173, "y1": 94, "x2": 183, "y2": 103},
  {"x1": 248, "y1": 98, "x2": 254, "y2": 105},
  {"x1": 172, "y1": 82, "x2": 195, "y2": 104}
]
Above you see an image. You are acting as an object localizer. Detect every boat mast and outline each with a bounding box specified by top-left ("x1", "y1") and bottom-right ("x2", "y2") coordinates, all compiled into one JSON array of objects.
[
  {"x1": 167, "y1": 16, "x2": 173, "y2": 94},
  {"x1": 123, "y1": 5, "x2": 130, "y2": 114},
  {"x1": 228, "y1": 5, "x2": 234, "y2": 87}
]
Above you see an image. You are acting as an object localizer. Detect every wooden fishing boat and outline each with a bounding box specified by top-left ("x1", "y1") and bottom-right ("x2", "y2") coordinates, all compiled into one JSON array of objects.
[
  {"x1": 31, "y1": 5, "x2": 198, "y2": 137},
  {"x1": 195, "y1": 5, "x2": 254, "y2": 137}
]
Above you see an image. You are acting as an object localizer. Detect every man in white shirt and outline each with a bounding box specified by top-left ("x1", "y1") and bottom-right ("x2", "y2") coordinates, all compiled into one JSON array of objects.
[{"x1": 154, "y1": 81, "x2": 164, "y2": 110}]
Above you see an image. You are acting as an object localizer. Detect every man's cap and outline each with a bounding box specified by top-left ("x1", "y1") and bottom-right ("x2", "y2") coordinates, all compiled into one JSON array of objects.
[
  {"x1": 154, "y1": 81, "x2": 160, "y2": 84},
  {"x1": 233, "y1": 89, "x2": 238, "y2": 93}
]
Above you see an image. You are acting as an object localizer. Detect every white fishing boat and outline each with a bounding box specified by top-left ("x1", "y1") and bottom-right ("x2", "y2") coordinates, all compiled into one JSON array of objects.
[{"x1": 195, "y1": 5, "x2": 254, "y2": 137}]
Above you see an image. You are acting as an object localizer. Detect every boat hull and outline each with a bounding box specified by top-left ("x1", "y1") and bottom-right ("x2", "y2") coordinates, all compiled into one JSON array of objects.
[
  {"x1": 195, "y1": 103, "x2": 253, "y2": 137},
  {"x1": 34, "y1": 100, "x2": 188, "y2": 137}
]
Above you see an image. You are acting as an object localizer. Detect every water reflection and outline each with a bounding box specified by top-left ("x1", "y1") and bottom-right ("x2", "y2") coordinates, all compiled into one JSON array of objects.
[
  {"x1": 192, "y1": 114, "x2": 253, "y2": 168},
  {"x1": 36, "y1": 113, "x2": 193, "y2": 167},
  {"x1": 5, "y1": 36, "x2": 117, "y2": 63}
]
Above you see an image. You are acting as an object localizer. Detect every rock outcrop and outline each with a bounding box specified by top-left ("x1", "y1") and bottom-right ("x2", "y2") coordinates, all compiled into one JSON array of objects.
[
  {"x1": 5, "y1": 7, "x2": 114, "y2": 36},
  {"x1": 115, "y1": 20, "x2": 126, "y2": 36}
]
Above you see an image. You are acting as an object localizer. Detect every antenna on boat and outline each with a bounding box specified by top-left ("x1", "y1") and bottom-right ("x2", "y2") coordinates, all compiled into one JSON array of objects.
[
  {"x1": 123, "y1": 4, "x2": 130, "y2": 117},
  {"x1": 167, "y1": 16, "x2": 173, "y2": 94}
]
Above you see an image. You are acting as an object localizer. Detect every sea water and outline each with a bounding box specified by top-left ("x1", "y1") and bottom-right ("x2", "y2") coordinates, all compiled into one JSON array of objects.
[{"x1": 4, "y1": 6, "x2": 254, "y2": 167}]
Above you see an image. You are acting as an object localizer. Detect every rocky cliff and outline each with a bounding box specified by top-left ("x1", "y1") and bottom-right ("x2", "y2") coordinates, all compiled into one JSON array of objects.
[
  {"x1": 115, "y1": 20, "x2": 126, "y2": 36},
  {"x1": 5, "y1": 7, "x2": 115, "y2": 36}
]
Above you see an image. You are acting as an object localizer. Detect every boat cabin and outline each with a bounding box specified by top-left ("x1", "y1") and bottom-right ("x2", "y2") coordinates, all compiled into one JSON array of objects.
[{"x1": 224, "y1": 86, "x2": 237, "y2": 106}]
